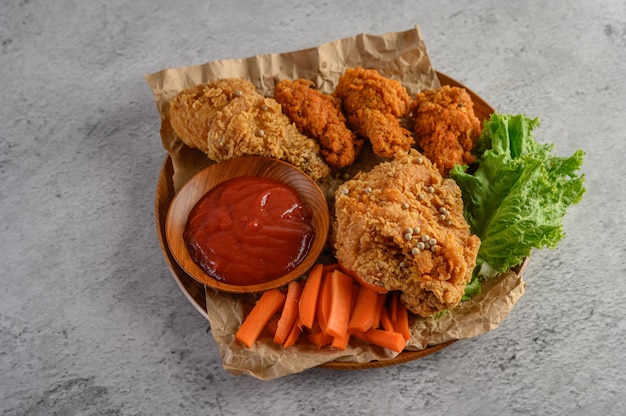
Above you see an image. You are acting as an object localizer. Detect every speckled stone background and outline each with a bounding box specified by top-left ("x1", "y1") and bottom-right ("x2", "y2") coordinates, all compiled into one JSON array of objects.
[{"x1": 1, "y1": 0, "x2": 625, "y2": 415}]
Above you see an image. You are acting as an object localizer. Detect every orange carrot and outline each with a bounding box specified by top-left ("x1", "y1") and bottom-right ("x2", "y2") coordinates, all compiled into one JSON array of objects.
[
  {"x1": 348, "y1": 284, "x2": 379, "y2": 333},
  {"x1": 380, "y1": 303, "x2": 395, "y2": 332},
  {"x1": 316, "y1": 272, "x2": 333, "y2": 334},
  {"x1": 299, "y1": 263, "x2": 324, "y2": 329},
  {"x1": 349, "y1": 282, "x2": 360, "y2": 317},
  {"x1": 273, "y1": 280, "x2": 303, "y2": 345},
  {"x1": 325, "y1": 270, "x2": 354, "y2": 339},
  {"x1": 389, "y1": 291, "x2": 400, "y2": 324},
  {"x1": 308, "y1": 331, "x2": 333, "y2": 349},
  {"x1": 235, "y1": 289, "x2": 286, "y2": 348},
  {"x1": 265, "y1": 314, "x2": 280, "y2": 337},
  {"x1": 352, "y1": 329, "x2": 407, "y2": 352},
  {"x1": 307, "y1": 323, "x2": 333, "y2": 348},
  {"x1": 339, "y1": 263, "x2": 388, "y2": 294},
  {"x1": 322, "y1": 263, "x2": 339, "y2": 275},
  {"x1": 282, "y1": 317, "x2": 303, "y2": 348},
  {"x1": 393, "y1": 295, "x2": 411, "y2": 341},
  {"x1": 331, "y1": 332, "x2": 351, "y2": 350},
  {"x1": 371, "y1": 293, "x2": 386, "y2": 329},
  {"x1": 332, "y1": 284, "x2": 359, "y2": 350}
]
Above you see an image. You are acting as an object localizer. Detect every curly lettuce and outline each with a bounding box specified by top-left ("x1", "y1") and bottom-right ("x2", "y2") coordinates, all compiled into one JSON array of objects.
[{"x1": 450, "y1": 113, "x2": 586, "y2": 298}]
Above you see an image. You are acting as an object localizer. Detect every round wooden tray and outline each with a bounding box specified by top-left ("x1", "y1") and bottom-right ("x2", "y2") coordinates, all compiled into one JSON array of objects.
[{"x1": 154, "y1": 72, "x2": 514, "y2": 370}]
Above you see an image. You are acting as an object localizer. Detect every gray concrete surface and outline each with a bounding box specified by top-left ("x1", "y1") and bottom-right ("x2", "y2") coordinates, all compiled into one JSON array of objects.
[{"x1": 1, "y1": 0, "x2": 625, "y2": 415}]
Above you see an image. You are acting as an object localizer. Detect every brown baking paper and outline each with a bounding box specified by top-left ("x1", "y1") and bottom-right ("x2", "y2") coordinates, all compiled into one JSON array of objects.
[{"x1": 146, "y1": 26, "x2": 526, "y2": 380}]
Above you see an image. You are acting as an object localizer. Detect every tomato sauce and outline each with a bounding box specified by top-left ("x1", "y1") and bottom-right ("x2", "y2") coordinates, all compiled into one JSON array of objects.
[{"x1": 183, "y1": 176, "x2": 315, "y2": 285}]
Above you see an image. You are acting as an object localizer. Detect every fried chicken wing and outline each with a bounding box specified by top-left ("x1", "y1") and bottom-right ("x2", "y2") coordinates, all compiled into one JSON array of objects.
[
  {"x1": 274, "y1": 79, "x2": 361, "y2": 169},
  {"x1": 410, "y1": 85, "x2": 482, "y2": 176},
  {"x1": 334, "y1": 67, "x2": 413, "y2": 158},
  {"x1": 332, "y1": 149, "x2": 480, "y2": 317},
  {"x1": 169, "y1": 78, "x2": 257, "y2": 153}
]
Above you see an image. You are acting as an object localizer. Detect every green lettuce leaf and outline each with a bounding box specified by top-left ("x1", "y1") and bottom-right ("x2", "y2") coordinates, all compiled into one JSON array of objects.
[{"x1": 450, "y1": 113, "x2": 586, "y2": 298}]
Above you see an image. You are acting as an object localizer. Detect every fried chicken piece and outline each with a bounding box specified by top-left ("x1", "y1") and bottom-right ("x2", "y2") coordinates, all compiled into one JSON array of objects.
[
  {"x1": 410, "y1": 85, "x2": 482, "y2": 176},
  {"x1": 169, "y1": 78, "x2": 258, "y2": 153},
  {"x1": 334, "y1": 67, "x2": 413, "y2": 158},
  {"x1": 168, "y1": 78, "x2": 331, "y2": 181},
  {"x1": 206, "y1": 89, "x2": 331, "y2": 181},
  {"x1": 332, "y1": 149, "x2": 480, "y2": 317},
  {"x1": 274, "y1": 79, "x2": 362, "y2": 169}
]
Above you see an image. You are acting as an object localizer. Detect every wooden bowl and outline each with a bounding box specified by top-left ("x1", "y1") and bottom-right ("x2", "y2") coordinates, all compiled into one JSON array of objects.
[{"x1": 165, "y1": 155, "x2": 330, "y2": 294}]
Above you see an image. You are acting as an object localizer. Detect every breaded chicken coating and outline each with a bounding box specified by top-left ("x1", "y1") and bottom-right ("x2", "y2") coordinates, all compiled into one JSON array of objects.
[
  {"x1": 274, "y1": 79, "x2": 362, "y2": 169},
  {"x1": 410, "y1": 85, "x2": 482, "y2": 176},
  {"x1": 169, "y1": 79, "x2": 331, "y2": 181},
  {"x1": 169, "y1": 78, "x2": 257, "y2": 153},
  {"x1": 207, "y1": 89, "x2": 331, "y2": 181},
  {"x1": 332, "y1": 149, "x2": 480, "y2": 317},
  {"x1": 334, "y1": 67, "x2": 413, "y2": 158}
]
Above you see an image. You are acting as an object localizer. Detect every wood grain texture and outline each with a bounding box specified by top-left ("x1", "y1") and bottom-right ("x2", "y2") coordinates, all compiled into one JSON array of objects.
[
  {"x1": 155, "y1": 156, "x2": 209, "y2": 318},
  {"x1": 165, "y1": 155, "x2": 329, "y2": 294}
]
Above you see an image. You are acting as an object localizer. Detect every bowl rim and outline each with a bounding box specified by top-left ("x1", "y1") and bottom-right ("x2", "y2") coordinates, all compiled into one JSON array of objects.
[{"x1": 165, "y1": 155, "x2": 330, "y2": 293}]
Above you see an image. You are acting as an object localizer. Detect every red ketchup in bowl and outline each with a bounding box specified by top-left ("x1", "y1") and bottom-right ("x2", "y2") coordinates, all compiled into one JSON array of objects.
[{"x1": 183, "y1": 176, "x2": 315, "y2": 286}]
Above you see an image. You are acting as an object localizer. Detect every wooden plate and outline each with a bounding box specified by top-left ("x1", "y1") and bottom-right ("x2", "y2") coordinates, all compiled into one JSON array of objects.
[{"x1": 154, "y1": 72, "x2": 524, "y2": 370}]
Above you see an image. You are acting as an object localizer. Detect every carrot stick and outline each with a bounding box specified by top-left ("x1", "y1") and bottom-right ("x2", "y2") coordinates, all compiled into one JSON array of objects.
[
  {"x1": 265, "y1": 314, "x2": 280, "y2": 337},
  {"x1": 322, "y1": 263, "x2": 339, "y2": 275},
  {"x1": 348, "y1": 284, "x2": 379, "y2": 333},
  {"x1": 332, "y1": 283, "x2": 359, "y2": 350},
  {"x1": 299, "y1": 263, "x2": 324, "y2": 329},
  {"x1": 389, "y1": 291, "x2": 400, "y2": 324},
  {"x1": 307, "y1": 323, "x2": 333, "y2": 348},
  {"x1": 273, "y1": 281, "x2": 303, "y2": 345},
  {"x1": 351, "y1": 283, "x2": 360, "y2": 305},
  {"x1": 352, "y1": 329, "x2": 407, "y2": 353},
  {"x1": 325, "y1": 270, "x2": 354, "y2": 339},
  {"x1": 235, "y1": 289, "x2": 286, "y2": 348},
  {"x1": 331, "y1": 332, "x2": 351, "y2": 350},
  {"x1": 316, "y1": 272, "x2": 333, "y2": 334},
  {"x1": 372, "y1": 293, "x2": 386, "y2": 329},
  {"x1": 308, "y1": 330, "x2": 334, "y2": 349},
  {"x1": 393, "y1": 296, "x2": 411, "y2": 341},
  {"x1": 282, "y1": 316, "x2": 303, "y2": 348},
  {"x1": 380, "y1": 303, "x2": 395, "y2": 332}
]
